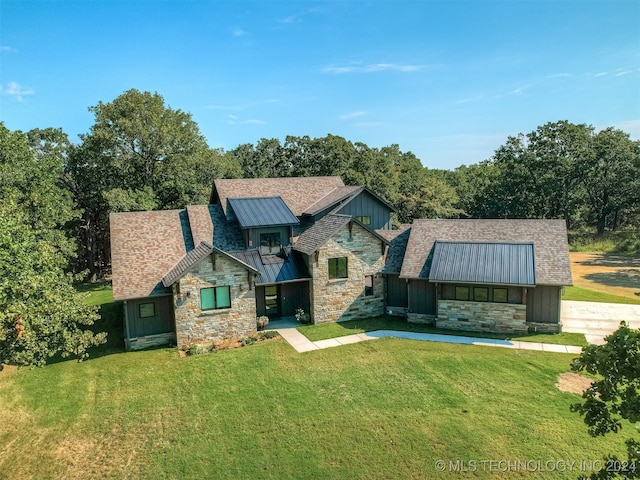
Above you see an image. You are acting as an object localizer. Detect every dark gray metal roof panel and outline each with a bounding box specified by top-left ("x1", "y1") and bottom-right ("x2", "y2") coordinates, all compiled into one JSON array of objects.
[
  {"x1": 227, "y1": 196, "x2": 299, "y2": 229},
  {"x1": 228, "y1": 248, "x2": 311, "y2": 285},
  {"x1": 428, "y1": 241, "x2": 536, "y2": 286}
]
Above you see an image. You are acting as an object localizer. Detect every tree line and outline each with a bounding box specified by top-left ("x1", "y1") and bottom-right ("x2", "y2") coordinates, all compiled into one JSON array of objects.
[{"x1": 1, "y1": 88, "x2": 639, "y2": 365}]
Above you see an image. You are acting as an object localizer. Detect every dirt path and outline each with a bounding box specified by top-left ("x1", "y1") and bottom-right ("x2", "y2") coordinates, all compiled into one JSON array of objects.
[{"x1": 570, "y1": 252, "x2": 640, "y2": 300}]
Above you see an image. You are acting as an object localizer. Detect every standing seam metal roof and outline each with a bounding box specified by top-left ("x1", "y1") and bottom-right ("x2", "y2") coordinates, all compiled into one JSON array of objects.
[
  {"x1": 227, "y1": 196, "x2": 299, "y2": 228},
  {"x1": 228, "y1": 248, "x2": 311, "y2": 285},
  {"x1": 428, "y1": 241, "x2": 536, "y2": 286}
]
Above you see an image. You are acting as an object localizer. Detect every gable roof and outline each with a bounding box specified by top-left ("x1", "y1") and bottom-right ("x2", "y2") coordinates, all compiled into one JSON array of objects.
[
  {"x1": 186, "y1": 205, "x2": 214, "y2": 246},
  {"x1": 110, "y1": 210, "x2": 188, "y2": 301},
  {"x1": 302, "y1": 185, "x2": 362, "y2": 216},
  {"x1": 294, "y1": 213, "x2": 389, "y2": 255},
  {"x1": 428, "y1": 241, "x2": 536, "y2": 286},
  {"x1": 399, "y1": 219, "x2": 572, "y2": 286},
  {"x1": 227, "y1": 196, "x2": 299, "y2": 228},
  {"x1": 213, "y1": 176, "x2": 345, "y2": 217},
  {"x1": 161, "y1": 241, "x2": 259, "y2": 287}
]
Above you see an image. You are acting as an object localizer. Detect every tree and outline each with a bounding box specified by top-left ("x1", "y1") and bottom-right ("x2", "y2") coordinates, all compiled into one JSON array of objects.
[
  {"x1": 571, "y1": 323, "x2": 640, "y2": 479},
  {"x1": 69, "y1": 89, "x2": 240, "y2": 278},
  {"x1": 0, "y1": 124, "x2": 105, "y2": 367},
  {"x1": 582, "y1": 128, "x2": 640, "y2": 234}
]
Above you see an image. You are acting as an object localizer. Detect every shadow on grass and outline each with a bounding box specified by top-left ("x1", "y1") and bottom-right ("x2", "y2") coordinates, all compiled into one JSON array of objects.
[
  {"x1": 584, "y1": 270, "x2": 640, "y2": 290},
  {"x1": 577, "y1": 253, "x2": 640, "y2": 268}
]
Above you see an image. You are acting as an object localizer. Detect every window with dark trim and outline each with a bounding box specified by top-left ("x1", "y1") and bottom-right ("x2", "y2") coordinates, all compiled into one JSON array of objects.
[
  {"x1": 201, "y1": 286, "x2": 232, "y2": 310},
  {"x1": 493, "y1": 288, "x2": 508, "y2": 303},
  {"x1": 364, "y1": 275, "x2": 374, "y2": 296},
  {"x1": 355, "y1": 215, "x2": 371, "y2": 225},
  {"x1": 455, "y1": 286, "x2": 469, "y2": 301},
  {"x1": 259, "y1": 232, "x2": 281, "y2": 255},
  {"x1": 139, "y1": 302, "x2": 156, "y2": 318},
  {"x1": 328, "y1": 257, "x2": 348, "y2": 279},
  {"x1": 473, "y1": 287, "x2": 489, "y2": 302}
]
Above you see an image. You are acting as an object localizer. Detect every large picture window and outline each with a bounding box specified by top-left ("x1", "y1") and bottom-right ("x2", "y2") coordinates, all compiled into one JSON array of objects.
[
  {"x1": 473, "y1": 287, "x2": 489, "y2": 302},
  {"x1": 493, "y1": 288, "x2": 508, "y2": 303},
  {"x1": 201, "y1": 286, "x2": 232, "y2": 310},
  {"x1": 260, "y1": 232, "x2": 281, "y2": 255},
  {"x1": 328, "y1": 257, "x2": 348, "y2": 279},
  {"x1": 454, "y1": 286, "x2": 470, "y2": 301}
]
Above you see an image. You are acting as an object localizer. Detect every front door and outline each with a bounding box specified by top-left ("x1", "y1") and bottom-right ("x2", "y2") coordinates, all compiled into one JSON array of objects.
[{"x1": 264, "y1": 285, "x2": 280, "y2": 317}]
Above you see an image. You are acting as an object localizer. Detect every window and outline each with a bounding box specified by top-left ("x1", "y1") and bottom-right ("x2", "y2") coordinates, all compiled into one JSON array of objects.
[
  {"x1": 355, "y1": 215, "x2": 371, "y2": 225},
  {"x1": 201, "y1": 286, "x2": 232, "y2": 310},
  {"x1": 260, "y1": 232, "x2": 281, "y2": 255},
  {"x1": 493, "y1": 288, "x2": 508, "y2": 303},
  {"x1": 364, "y1": 275, "x2": 374, "y2": 296},
  {"x1": 138, "y1": 302, "x2": 155, "y2": 318},
  {"x1": 473, "y1": 287, "x2": 489, "y2": 302},
  {"x1": 454, "y1": 286, "x2": 469, "y2": 301},
  {"x1": 328, "y1": 257, "x2": 348, "y2": 279}
]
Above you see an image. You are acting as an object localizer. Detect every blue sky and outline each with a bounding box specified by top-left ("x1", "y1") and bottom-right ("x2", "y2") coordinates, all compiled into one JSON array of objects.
[{"x1": 1, "y1": 1, "x2": 639, "y2": 169}]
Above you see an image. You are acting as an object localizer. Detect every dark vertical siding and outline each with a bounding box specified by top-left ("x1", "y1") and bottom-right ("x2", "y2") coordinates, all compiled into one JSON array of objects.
[
  {"x1": 256, "y1": 281, "x2": 310, "y2": 317},
  {"x1": 386, "y1": 274, "x2": 408, "y2": 307},
  {"x1": 126, "y1": 296, "x2": 174, "y2": 338},
  {"x1": 336, "y1": 191, "x2": 392, "y2": 230},
  {"x1": 408, "y1": 280, "x2": 436, "y2": 314},
  {"x1": 281, "y1": 281, "x2": 310, "y2": 316},
  {"x1": 526, "y1": 286, "x2": 561, "y2": 324},
  {"x1": 256, "y1": 286, "x2": 266, "y2": 316}
]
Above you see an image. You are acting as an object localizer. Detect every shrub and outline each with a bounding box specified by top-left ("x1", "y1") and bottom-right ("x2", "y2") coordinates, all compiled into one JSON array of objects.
[{"x1": 295, "y1": 308, "x2": 311, "y2": 324}]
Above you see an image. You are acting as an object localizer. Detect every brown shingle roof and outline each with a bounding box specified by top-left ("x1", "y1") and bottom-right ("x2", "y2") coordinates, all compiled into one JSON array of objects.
[
  {"x1": 186, "y1": 205, "x2": 214, "y2": 246},
  {"x1": 213, "y1": 176, "x2": 345, "y2": 217},
  {"x1": 302, "y1": 185, "x2": 362, "y2": 215},
  {"x1": 293, "y1": 214, "x2": 353, "y2": 255},
  {"x1": 110, "y1": 210, "x2": 187, "y2": 300},
  {"x1": 398, "y1": 219, "x2": 572, "y2": 286},
  {"x1": 377, "y1": 226, "x2": 412, "y2": 274}
]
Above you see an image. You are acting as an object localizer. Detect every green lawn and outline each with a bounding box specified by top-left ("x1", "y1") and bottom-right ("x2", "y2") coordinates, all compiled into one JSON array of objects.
[
  {"x1": 298, "y1": 316, "x2": 588, "y2": 346},
  {"x1": 0, "y1": 285, "x2": 628, "y2": 479},
  {"x1": 562, "y1": 285, "x2": 640, "y2": 305}
]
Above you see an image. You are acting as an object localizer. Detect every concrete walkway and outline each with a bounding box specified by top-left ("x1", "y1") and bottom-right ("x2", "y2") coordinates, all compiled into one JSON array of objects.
[
  {"x1": 276, "y1": 327, "x2": 584, "y2": 354},
  {"x1": 561, "y1": 300, "x2": 640, "y2": 345}
]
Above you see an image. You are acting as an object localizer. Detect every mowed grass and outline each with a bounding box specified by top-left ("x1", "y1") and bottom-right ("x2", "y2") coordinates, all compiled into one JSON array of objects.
[
  {"x1": 298, "y1": 316, "x2": 588, "y2": 346},
  {"x1": 0, "y1": 336, "x2": 626, "y2": 479},
  {"x1": 0, "y1": 284, "x2": 626, "y2": 479},
  {"x1": 563, "y1": 285, "x2": 640, "y2": 305}
]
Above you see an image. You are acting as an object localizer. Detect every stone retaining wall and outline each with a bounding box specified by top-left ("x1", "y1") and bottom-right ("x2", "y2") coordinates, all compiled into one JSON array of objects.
[{"x1": 436, "y1": 300, "x2": 527, "y2": 334}]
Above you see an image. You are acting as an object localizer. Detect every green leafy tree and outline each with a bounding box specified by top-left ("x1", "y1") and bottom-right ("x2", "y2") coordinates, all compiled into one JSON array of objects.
[{"x1": 571, "y1": 323, "x2": 640, "y2": 479}]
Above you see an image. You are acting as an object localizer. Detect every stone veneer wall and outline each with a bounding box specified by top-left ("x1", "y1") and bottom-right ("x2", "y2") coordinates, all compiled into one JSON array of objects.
[
  {"x1": 126, "y1": 332, "x2": 176, "y2": 351},
  {"x1": 310, "y1": 223, "x2": 385, "y2": 324},
  {"x1": 173, "y1": 254, "x2": 256, "y2": 347},
  {"x1": 436, "y1": 300, "x2": 528, "y2": 334},
  {"x1": 407, "y1": 313, "x2": 436, "y2": 325},
  {"x1": 526, "y1": 321, "x2": 562, "y2": 334}
]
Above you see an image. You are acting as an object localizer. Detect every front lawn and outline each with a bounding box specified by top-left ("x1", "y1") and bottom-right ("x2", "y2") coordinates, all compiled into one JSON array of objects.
[
  {"x1": 0, "y1": 327, "x2": 626, "y2": 478},
  {"x1": 563, "y1": 285, "x2": 640, "y2": 305},
  {"x1": 298, "y1": 316, "x2": 588, "y2": 346}
]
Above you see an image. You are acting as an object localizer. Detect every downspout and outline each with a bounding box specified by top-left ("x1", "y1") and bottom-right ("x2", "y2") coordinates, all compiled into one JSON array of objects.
[{"x1": 123, "y1": 300, "x2": 131, "y2": 351}]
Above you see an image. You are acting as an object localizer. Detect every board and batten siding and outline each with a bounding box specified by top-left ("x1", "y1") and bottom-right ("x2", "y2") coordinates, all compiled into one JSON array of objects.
[
  {"x1": 526, "y1": 285, "x2": 562, "y2": 324},
  {"x1": 335, "y1": 190, "x2": 392, "y2": 230},
  {"x1": 125, "y1": 296, "x2": 174, "y2": 338},
  {"x1": 408, "y1": 280, "x2": 437, "y2": 315},
  {"x1": 386, "y1": 274, "x2": 408, "y2": 307}
]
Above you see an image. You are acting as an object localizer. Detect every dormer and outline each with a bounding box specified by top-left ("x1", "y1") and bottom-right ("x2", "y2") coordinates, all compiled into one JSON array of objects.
[{"x1": 226, "y1": 196, "x2": 300, "y2": 253}]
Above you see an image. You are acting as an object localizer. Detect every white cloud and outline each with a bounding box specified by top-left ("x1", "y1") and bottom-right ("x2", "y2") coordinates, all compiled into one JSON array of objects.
[
  {"x1": 0, "y1": 46, "x2": 16, "y2": 52},
  {"x1": 322, "y1": 62, "x2": 428, "y2": 74},
  {"x1": 546, "y1": 73, "x2": 571, "y2": 79},
  {"x1": 615, "y1": 69, "x2": 632, "y2": 77},
  {"x1": 244, "y1": 119, "x2": 266, "y2": 125},
  {"x1": 593, "y1": 72, "x2": 608, "y2": 77},
  {"x1": 339, "y1": 111, "x2": 367, "y2": 120},
  {"x1": 1, "y1": 81, "x2": 34, "y2": 101},
  {"x1": 227, "y1": 114, "x2": 238, "y2": 120},
  {"x1": 233, "y1": 27, "x2": 246, "y2": 37}
]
